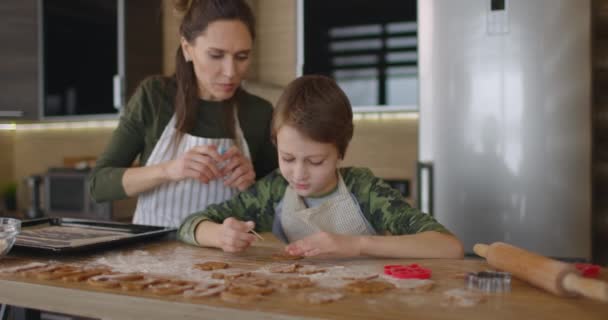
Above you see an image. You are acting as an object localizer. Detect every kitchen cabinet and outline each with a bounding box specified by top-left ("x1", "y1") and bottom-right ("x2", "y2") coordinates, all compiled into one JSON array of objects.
[
  {"x1": 0, "y1": 0, "x2": 39, "y2": 120},
  {"x1": 0, "y1": 0, "x2": 162, "y2": 121}
]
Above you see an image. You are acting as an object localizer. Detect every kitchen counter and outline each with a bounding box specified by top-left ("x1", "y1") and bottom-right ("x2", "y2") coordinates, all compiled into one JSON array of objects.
[{"x1": 0, "y1": 235, "x2": 606, "y2": 320}]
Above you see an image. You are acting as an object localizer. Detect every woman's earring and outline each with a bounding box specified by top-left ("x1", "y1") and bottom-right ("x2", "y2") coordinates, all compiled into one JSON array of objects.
[{"x1": 183, "y1": 52, "x2": 191, "y2": 62}]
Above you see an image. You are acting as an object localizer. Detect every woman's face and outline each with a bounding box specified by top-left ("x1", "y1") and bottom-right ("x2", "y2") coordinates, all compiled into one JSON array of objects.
[
  {"x1": 181, "y1": 20, "x2": 252, "y2": 101},
  {"x1": 277, "y1": 125, "x2": 340, "y2": 197}
]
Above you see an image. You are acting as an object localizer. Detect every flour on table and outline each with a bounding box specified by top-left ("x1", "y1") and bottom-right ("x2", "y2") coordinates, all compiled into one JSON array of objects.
[
  {"x1": 298, "y1": 290, "x2": 344, "y2": 304},
  {"x1": 92, "y1": 247, "x2": 231, "y2": 283},
  {"x1": 442, "y1": 288, "x2": 485, "y2": 307},
  {"x1": 397, "y1": 295, "x2": 428, "y2": 307},
  {"x1": 379, "y1": 276, "x2": 435, "y2": 292}
]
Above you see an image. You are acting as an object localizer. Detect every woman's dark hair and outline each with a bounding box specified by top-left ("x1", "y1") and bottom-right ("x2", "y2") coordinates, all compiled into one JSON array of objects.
[
  {"x1": 173, "y1": 0, "x2": 255, "y2": 144},
  {"x1": 271, "y1": 75, "x2": 354, "y2": 159}
]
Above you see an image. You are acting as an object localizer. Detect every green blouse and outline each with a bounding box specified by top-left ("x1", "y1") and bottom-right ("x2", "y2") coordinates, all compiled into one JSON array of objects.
[{"x1": 89, "y1": 76, "x2": 278, "y2": 202}]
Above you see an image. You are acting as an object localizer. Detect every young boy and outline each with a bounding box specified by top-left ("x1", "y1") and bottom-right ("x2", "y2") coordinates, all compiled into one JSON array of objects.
[{"x1": 178, "y1": 75, "x2": 464, "y2": 259}]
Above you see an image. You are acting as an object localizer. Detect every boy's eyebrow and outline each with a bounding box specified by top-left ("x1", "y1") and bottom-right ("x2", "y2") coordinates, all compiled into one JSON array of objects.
[{"x1": 279, "y1": 151, "x2": 327, "y2": 158}]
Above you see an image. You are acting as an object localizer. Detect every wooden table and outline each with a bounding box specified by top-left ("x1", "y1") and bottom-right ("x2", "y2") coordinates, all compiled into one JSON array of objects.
[{"x1": 0, "y1": 236, "x2": 606, "y2": 320}]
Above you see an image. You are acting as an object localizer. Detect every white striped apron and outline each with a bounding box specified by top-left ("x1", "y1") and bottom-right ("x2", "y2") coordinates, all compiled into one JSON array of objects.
[
  {"x1": 280, "y1": 172, "x2": 376, "y2": 242},
  {"x1": 132, "y1": 114, "x2": 251, "y2": 227}
]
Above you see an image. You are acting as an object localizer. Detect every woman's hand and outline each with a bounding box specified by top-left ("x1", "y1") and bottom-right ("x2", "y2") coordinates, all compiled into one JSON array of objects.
[
  {"x1": 220, "y1": 146, "x2": 256, "y2": 191},
  {"x1": 217, "y1": 217, "x2": 257, "y2": 253},
  {"x1": 162, "y1": 145, "x2": 223, "y2": 183},
  {"x1": 284, "y1": 232, "x2": 362, "y2": 258}
]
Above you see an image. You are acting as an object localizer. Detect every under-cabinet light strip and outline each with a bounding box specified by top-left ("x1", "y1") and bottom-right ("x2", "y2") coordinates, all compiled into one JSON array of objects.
[
  {"x1": 0, "y1": 112, "x2": 418, "y2": 131},
  {"x1": 353, "y1": 112, "x2": 419, "y2": 121},
  {"x1": 0, "y1": 120, "x2": 119, "y2": 131},
  {"x1": 0, "y1": 123, "x2": 16, "y2": 131}
]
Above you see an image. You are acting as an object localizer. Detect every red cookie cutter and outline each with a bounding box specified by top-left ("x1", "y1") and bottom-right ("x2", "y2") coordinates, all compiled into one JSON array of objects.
[
  {"x1": 574, "y1": 263, "x2": 601, "y2": 278},
  {"x1": 384, "y1": 264, "x2": 432, "y2": 279}
]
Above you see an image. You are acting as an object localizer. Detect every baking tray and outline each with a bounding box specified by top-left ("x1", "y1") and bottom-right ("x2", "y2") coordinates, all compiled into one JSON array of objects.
[{"x1": 13, "y1": 217, "x2": 176, "y2": 253}]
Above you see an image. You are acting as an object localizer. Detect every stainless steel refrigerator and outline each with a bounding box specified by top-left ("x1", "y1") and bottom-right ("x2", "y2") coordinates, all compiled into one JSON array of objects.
[{"x1": 417, "y1": 0, "x2": 591, "y2": 259}]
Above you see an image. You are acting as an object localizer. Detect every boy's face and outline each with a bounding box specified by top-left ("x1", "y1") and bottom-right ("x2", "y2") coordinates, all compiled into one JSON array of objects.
[{"x1": 276, "y1": 125, "x2": 340, "y2": 197}]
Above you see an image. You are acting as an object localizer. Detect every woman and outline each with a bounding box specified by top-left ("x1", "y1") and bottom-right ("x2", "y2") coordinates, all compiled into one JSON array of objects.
[{"x1": 89, "y1": 0, "x2": 277, "y2": 228}]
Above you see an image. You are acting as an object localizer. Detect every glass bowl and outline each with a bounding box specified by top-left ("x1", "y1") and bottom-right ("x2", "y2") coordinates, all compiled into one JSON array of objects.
[{"x1": 0, "y1": 218, "x2": 21, "y2": 257}]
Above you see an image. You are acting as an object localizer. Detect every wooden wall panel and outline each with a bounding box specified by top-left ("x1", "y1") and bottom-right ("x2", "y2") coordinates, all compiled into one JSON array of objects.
[
  {"x1": 162, "y1": 0, "x2": 179, "y2": 76},
  {"x1": 254, "y1": 0, "x2": 297, "y2": 87},
  {"x1": 13, "y1": 129, "x2": 114, "y2": 209},
  {"x1": 345, "y1": 118, "x2": 418, "y2": 203},
  {"x1": 0, "y1": 131, "x2": 15, "y2": 194},
  {"x1": 344, "y1": 119, "x2": 418, "y2": 181}
]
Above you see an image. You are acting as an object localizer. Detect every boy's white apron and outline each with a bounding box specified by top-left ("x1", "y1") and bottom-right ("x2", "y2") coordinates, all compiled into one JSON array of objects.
[
  {"x1": 280, "y1": 173, "x2": 375, "y2": 242},
  {"x1": 133, "y1": 114, "x2": 250, "y2": 227}
]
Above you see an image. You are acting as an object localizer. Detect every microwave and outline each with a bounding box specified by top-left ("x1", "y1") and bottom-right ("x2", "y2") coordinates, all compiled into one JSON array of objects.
[{"x1": 44, "y1": 168, "x2": 111, "y2": 220}]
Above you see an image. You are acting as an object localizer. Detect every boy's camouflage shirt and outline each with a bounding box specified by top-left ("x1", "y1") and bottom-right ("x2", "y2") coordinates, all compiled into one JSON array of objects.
[{"x1": 179, "y1": 167, "x2": 450, "y2": 245}]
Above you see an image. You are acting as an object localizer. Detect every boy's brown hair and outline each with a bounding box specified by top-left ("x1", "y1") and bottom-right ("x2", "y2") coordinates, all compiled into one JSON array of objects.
[{"x1": 271, "y1": 75, "x2": 354, "y2": 159}]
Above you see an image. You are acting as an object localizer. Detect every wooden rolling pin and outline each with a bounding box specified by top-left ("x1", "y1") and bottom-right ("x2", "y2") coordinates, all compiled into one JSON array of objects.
[{"x1": 473, "y1": 242, "x2": 608, "y2": 302}]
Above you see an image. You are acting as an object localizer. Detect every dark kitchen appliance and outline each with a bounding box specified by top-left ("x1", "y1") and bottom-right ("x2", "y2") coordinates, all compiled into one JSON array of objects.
[
  {"x1": 25, "y1": 175, "x2": 44, "y2": 219},
  {"x1": 43, "y1": 168, "x2": 111, "y2": 220}
]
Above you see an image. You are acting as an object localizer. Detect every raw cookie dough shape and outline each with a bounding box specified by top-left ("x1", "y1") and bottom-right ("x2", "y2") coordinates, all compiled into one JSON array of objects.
[
  {"x1": 298, "y1": 265, "x2": 327, "y2": 275},
  {"x1": 229, "y1": 274, "x2": 270, "y2": 287},
  {"x1": 345, "y1": 280, "x2": 396, "y2": 294},
  {"x1": 212, "y1": 271, "x2": 251, "y2": 280},
  {"x1": 87, "y1": 273, "x2": 145, "y2": 288},
  {"x1": 341, "y1": 271, "x2": 379, "y2": 281},
  {"x1": 120, "y1": 277, "x2": 170, "y2": 291},
  {"x1": 61, "y1": 267, "x2": 111, "y2": 282},
  {"x1": 268, "y1": 263, "x2": 301, "y2": 273},
  {"x1": 0, "y1": 262, "x2": 48, "y2": 274},
  {"x1": 19, "y1": 264, "x2": 61, "y2": 277},
  {"x1": 271, "y1": 252, "x2": 304, "y2": 261},
  {"x1": 35, "y1": 265, "x2": 82, "y2": 280},
  {"x1": 220, "y1": 286, "x2": 263, "y2": 303},
  {"x1": 183, "y1": 283, "x2": 226, "y2": 298},
  {"x1": 298, "y1": 290, "x2": 345, "y2": 304},
  {"x1": 147, "y1": 279, "x2": 196, "y2": 296},
  {"x1": 273, "y1": 276, "x2": 314, "y2": 289},
  {"x1": 228, "y1": 274, "x2": 275, "y2": 295},
  {"x1": 194, "y1": 261, "x2": 230, "y2": 271}
]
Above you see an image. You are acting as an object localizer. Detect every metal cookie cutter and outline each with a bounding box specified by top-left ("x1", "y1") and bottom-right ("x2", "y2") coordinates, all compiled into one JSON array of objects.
[{"x1": 465, "y1": 271, "x2": 511, "y2": 293}]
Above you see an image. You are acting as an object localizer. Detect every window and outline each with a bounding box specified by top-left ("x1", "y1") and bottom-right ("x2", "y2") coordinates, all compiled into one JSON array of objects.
[
  {"x1": 43, "y1": 0, "x2": 118, "y2": 116},
  {"x1": 300, "y1": 0, "x2": 418, "y2": 110}
]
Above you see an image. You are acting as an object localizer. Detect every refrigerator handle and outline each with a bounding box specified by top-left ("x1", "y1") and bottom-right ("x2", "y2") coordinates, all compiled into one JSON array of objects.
[
  {"x1": 417, "y1": 161, "x2": 434, "y2": 216},
  {"x1": 113, "y1": 74, "x2": 124, "y2": 110}
]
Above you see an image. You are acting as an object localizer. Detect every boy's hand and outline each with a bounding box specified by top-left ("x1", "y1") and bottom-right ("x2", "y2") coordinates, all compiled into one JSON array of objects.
[
  {"x1": 217, "y1": 217, "x2": 257, "y2": 253},
  {"x1": 284, "y1": 232, "x2": 361, "y2": 258}
]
